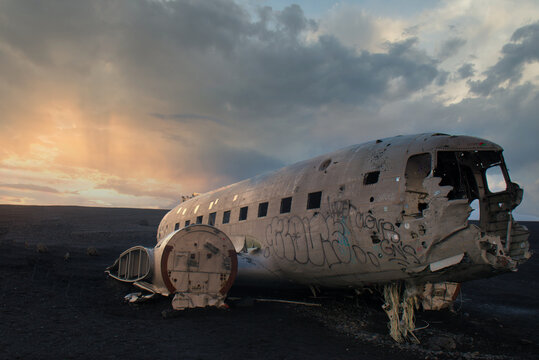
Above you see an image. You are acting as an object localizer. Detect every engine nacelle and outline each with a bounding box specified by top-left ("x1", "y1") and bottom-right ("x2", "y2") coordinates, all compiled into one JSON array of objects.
[{"x1": 106, "y1": 225, "x2": 238, "y2": 310}]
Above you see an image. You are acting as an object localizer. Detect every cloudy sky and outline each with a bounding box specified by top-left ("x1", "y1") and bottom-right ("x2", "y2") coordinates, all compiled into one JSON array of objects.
[{"x1": 0, "y1": 0, "x2": 538, "y2": 217}]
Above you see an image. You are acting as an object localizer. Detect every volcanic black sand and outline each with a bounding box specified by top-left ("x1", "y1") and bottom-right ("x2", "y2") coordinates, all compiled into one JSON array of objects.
[{"x1": 0, "y1": 205, "x2": 537, "y2": 359}]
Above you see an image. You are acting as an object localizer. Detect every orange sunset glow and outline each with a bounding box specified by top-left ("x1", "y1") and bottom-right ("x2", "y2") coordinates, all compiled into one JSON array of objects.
[{"x1": 1, "y1": 101, "x2": 228, "y2": 208}]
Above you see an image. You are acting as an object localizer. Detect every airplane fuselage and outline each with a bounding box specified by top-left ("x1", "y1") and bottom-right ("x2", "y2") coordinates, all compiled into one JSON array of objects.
[{"x1": 156, "y1": 133, "x2": 530, "y2": 289}]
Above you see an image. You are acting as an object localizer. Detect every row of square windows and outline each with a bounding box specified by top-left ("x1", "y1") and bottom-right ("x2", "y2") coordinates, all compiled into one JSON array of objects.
[{"x1": 174, "y1": 191, "x2": 323, "y2": 230}]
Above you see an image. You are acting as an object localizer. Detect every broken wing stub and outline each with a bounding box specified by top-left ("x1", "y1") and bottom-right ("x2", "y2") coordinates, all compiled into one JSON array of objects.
[{"x1": 106, "y1": 225, "x2": 238, "y2": 310}]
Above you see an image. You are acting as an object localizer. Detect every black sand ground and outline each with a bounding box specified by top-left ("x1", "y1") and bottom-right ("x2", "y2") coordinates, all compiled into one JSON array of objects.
[{"x1": 0, "y1": 205, "x2": 537, "y2": 359}]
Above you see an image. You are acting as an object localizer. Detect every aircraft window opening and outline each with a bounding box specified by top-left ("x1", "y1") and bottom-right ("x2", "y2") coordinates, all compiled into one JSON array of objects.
[
  {"x1": 208, "y1": 212, "x2": 216, "y2": 226},
  {"x1": 364, "y1": 171, "x2": 380, "y2": 185},
  {"x1": 258, "y1": 202, "x2": 268, "y2": 217},
  {"x1": 435, "y1": 151, "x2": 481, "y2": 201},
  {"x1": 185, "y1": 220, "x2": 190, "y2": 227},
  {"x1": 280, "y1": 197, "x2": 292, "y2": 214},
  {"x1": 307, "y1": 191, "x2": 322, "y2": 209},
  {"x1": 196, "y1": 215, "x2": 203, "y2": 224},
  {"x1": 485, "y1": 165, "x2": 508, "y2": 193},
  {"x1": 174, "y1": 223, "x2": 179, "y2": 231},
  {"x1": 222, "y1": 210, "x2": 231, "y2": 224},
  {"x1": 239, "y1": 206, "x2": 248, "y2": 221}
]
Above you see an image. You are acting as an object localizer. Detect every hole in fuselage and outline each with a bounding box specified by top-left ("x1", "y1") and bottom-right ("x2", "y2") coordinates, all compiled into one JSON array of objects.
[
  {"x1": 319, "y1": 159, "x2": 331, "y2": 171},
  {"x1": 468, "y1": 199, "x2": 480, "y2": 221},
  {"x1": 404, "y1": 153, "x2": 431, "y2": 217}
]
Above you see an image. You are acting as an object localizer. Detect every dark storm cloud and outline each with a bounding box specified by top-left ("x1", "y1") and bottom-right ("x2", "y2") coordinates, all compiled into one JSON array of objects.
[
  {"x1": 274, "y1": 4, "x2": 317, "y2": 37},
  {"x1": 457, "y1": 63, "x2": 475, "y2": 79},
  {"x1": 224, "y1": 35, "x2": 439, "y2": 117},
  {"x1": 437, "y1": 37, "x2": 466, "y2": 60},
  {"x1": 0, "y1": 1, "x2": 101, "y2": 67},
  {"x1": 0, "y1": 0, "x2": 442, "y2": 128},
  {"x1": 436, "y1": 70, "x2": 450, "y2": 86},
  {"x1": 0, "y1": 0, "x2": 248, "y2": 63},
  {"x1": 469, "y1": 21, "x2": 539, "y2": 96}
]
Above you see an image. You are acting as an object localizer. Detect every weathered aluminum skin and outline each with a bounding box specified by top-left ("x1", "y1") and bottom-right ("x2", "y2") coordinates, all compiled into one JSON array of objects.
[
  {"x1": 157, "y1": 133, "x2": 530, "y2": 289},
  {"x1": 108, "y1": 225, "x2": 238, "y2": 309}
]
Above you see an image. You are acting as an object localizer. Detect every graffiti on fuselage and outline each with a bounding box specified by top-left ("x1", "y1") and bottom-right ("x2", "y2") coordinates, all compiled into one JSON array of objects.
[{"x1": 264, "y1": 196, "x2": 420, "y2": 270}]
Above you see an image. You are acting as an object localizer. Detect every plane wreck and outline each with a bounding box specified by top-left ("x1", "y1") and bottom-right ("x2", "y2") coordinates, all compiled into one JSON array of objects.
[{"x1": 107, "y1": 133, "x2": 531, "y2": 342}]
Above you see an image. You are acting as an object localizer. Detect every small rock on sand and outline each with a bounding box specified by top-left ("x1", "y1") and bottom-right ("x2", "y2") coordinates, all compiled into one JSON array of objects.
[
  {"x1": 86, "y1": 247, "x2": 99, "y2": 256},
  {"x1": 36, "y1": 243, "x2": 49, "y2": 253}
]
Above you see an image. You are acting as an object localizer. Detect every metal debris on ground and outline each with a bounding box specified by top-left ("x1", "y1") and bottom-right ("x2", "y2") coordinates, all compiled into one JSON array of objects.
[
  {"x1": 36, "y1": 243, "x2": 48, "y2": 253},
  {"x1": 86, "y1": 247, "x2": 99, "y2": 256},
  {"x1": 382, "y1": 282, "x2": 420, "y2": 343},
  {"x1": 422, "y1": 282, "x2": 461, "y2": 311},
  {"x1": 123, "y1": 292, "x2": 156, "y2": 303}
]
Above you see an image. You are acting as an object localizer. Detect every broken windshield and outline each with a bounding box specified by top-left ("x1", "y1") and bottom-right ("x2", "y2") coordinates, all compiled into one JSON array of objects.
[
  {"x1": 485, "y1": 165, "x2": 508, "y2": 193},
  {"x1": 434, "y1": 150, "x2": 507, "y2": 201}
]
